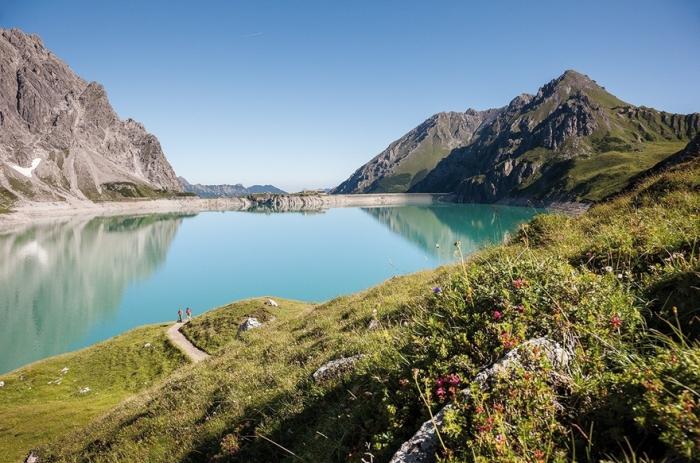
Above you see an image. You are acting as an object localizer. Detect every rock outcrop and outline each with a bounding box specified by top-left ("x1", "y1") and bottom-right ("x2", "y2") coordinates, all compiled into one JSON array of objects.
[
  {"x1": 237, "y1": 317, "x2": 263, "y2": 334},
  {"x1": 312, "y1": 354, "x2": 364, "y2": 383},
  {"x1": 389, "y1": 338, "x2": 572, "y2": 463},
  {"x1": 0, "y1": 28, "x2": 181, "y2": 205}
]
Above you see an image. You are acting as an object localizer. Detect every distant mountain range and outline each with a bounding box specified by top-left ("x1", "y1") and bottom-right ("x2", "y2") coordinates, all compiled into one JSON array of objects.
[
  {"x1": 0, "y1": 29, "x2": 181, "y2": 206},
  {"x1": 334, "y1": 70, "x2": 700, "y2": 203},
  {"x1": 178, "y1": 177, "x2": 286, "y2": 197}
]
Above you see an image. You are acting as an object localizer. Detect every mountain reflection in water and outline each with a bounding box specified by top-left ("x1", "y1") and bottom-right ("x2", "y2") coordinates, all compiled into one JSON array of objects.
[{"x1": 0, "y1": 214, "x2": 186, "y2": 372}]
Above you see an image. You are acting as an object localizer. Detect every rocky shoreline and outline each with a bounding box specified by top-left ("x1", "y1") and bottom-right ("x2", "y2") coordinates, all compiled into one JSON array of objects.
[
  {"x1": 0, "y1": 193, "x2": 446, "y2": 231},
  {"x1": 0, "y1": 192, "x2": 588, "y2": 232}
]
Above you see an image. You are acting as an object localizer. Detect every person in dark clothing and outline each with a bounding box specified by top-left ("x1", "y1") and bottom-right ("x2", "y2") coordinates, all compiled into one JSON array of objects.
[{"x1": 177, "y1": 308, "x2": 183, "y2": 323}]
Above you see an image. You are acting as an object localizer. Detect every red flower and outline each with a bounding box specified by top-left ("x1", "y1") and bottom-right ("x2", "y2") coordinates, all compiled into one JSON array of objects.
[
  {"x1": 493, "y1": 310, "x2": 502, "y2": 321},
  {"x1": 516, "y1": 304, "x2": 525, "y2": 313},
  {"x1": 610, "y1": 314, "x2": 622, "y2": 329}
]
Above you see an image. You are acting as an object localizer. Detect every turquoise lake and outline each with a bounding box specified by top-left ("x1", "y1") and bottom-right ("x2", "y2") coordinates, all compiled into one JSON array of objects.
[{"x1": 0, "y1": 204, "x2": 542, "y2": 373}]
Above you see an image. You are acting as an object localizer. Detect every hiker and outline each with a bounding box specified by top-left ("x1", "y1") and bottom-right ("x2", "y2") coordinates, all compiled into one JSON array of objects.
[
  {"x1": 186, "y1": 307, "x2": 192, "y2": 322},
  {"x1": 177, "y1": 308, "x2": 183, "y2": 323}
]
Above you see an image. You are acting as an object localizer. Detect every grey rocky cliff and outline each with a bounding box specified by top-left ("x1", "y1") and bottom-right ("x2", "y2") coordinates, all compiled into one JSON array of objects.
[
  {"x1": 332, "y1": 110, "x2": 500, "y2": 194},
  {"x1": 0, "y1": 28, "x2": 181, "y2": 204}
]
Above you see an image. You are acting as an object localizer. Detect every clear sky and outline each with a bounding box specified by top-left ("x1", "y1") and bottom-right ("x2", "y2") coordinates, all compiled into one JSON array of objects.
[{"x1": 2, "y1": 1, "x2": 699, "y2": 191}]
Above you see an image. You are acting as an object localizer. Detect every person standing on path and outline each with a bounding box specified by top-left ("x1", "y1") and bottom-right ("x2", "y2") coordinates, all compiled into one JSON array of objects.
[
  {"x1": 177, "y1": 308, "x2": 183, "y2": 323},
  {"x1": 186, "y1": 307, "x2": 192, "y2": 322}
]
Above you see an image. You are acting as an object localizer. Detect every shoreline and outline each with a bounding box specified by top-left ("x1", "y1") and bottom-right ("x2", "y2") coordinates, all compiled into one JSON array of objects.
[
  {"x1": 0, "y1": 193, "x2": 446, "y2": 231},
  {"x1": 0, "y1": 193, "x2": 589, "y2": 232}
]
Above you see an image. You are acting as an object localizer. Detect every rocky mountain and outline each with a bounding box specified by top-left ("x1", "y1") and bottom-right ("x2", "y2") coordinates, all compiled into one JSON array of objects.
[
  {"x1": 336, "y1": 70, "x2": 700, "y2": 203},
  {"x1": 0, "y1": 28, "x2": 181, "y2": 206},
  {"x1": 178, "y1": 177, "x2": 286, "y2": 197},
  {"x1": 333, "y1": 110, "x2": 500, "y2": 194}
]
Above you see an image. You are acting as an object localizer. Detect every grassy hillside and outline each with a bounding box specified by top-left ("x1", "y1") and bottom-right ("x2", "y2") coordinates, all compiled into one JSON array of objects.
[
  {"x1": 518, "y1": 140, "x2": 688, "y2": 201},
  {"x1": 18, "y1": 154, "x2": 698, "y2": 462},
  {"x1": 0, "y1": 324, "x2": 187, "y2": 462}
]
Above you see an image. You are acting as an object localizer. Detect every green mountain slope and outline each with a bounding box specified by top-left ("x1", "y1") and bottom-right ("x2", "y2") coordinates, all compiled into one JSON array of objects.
[
  {"x1": 332, "y1": 110, "x2": 499, "y2": 194},
  {"x1": 413, "y1": 70, "x2": 699, "y2": 202}
]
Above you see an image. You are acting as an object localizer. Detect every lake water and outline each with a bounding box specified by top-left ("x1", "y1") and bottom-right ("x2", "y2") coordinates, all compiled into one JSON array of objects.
[{"x1": 0, "y1": 204, "x2": 541, "y2": 373}]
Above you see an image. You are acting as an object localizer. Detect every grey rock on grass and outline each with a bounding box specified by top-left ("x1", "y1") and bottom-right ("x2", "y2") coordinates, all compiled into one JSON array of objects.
[
  {"x1": 237, "y1": 317, "x2": 263, "y2": 334},
  {"x1": 312, "y1": 354, "x2": 364, "y2": 383},
  {"x1": 389, "y1": 338, "x2": 572, "y2": 463}
]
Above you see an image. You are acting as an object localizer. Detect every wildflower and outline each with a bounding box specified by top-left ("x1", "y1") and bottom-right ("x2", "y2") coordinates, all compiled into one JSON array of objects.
[
  {"x1": 604, "y1": 266, "x2": 613, "y2": 273},
  {"x1": 495, "y1": 433, "x2": 506, "y2": 446},
  {"x1": 435, "y1": 387, "x2": 447, "y2": 400},
  {"x1": 617, "y1": 273, "x2": 623, "y2": 279},
  {"x1": 446, "y1": 373, "x2": 461, "y2": 387},
  {"x1": 492, "y1": 310, "x2": 502, "y2": 321},
  {"x1": 432, "y1": 286, "x2": 442, "y2": 295},
  {"x1": 513, "y1": 278, "x2": 527, "y2": 289},
  {"x1": 610, "y1": 314, "x2": 622, "y2": 329},
  {"x1": 516, "y1": 304, "x2": 525, "y2": 313}
]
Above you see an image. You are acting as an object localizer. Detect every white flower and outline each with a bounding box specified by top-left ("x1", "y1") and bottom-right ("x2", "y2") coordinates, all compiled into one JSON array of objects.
[
  {"x1": 617, "y1": 274, "x2": 623, "y2": 279},
  {"x1": 604, "y1": 266, "x2": 613, "y2": 273},
  {"x1": 0, "y1": 381, "x2": 5, "y2": 388}
]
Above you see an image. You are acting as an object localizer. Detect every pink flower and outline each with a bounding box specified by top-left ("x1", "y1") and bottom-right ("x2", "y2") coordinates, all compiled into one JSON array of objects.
[
  {"x1": 516, "y1": 304, "x2": 525, "y2": 313},
  {"x1": 446, "y1": 373, "x2": 461, "y2": 387},
  {"x1": 513, "y1": 278, "x2": 527, "y2": 289},
  {"x1": 436, "y1": 387, "x2": 447, "y2": 399},
  {"x1": 493, "y1": 310, "x2": 502, "y2": 321},
  {"x1": 610, "y1": 314, "x2": 622, "y2": 329}
]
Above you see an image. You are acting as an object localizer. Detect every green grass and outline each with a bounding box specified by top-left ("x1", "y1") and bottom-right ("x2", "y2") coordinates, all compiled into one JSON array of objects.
[
  {"x1": 566, "y1": 140, "x2": 686, "y2": 201},
  {"x1": 181, "y1": 298, "x2": 314, "y2": 353},
  {"x1": 5, "y1": 156, "x2": 700, "y2": 462},
  {"x1": 0, "y1": 324, "x2": 187, "y2": 462},
  {"x1": 369, "y1": 136, "x2": 456, "y2": 193},
  {"x1": 0, "y1": 185, "x2": 17, "y2": 213}
]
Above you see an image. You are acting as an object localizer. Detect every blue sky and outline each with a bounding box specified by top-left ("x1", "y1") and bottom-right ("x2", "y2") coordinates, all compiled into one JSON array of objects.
[{"x1": 2, "y1": 1, "x2": 699, "y2": 191}]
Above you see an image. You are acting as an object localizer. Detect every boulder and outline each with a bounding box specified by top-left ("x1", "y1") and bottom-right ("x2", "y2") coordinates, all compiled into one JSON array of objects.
[
  {"x1": 238, "y1": 317, "x2": 263, "y2": 334},
  {"x1": 24, "y1": 451, "x2": 39, "y2": 463},
  {"x1": 312, "y1": 354, "x2": 364, "y2": 383}
]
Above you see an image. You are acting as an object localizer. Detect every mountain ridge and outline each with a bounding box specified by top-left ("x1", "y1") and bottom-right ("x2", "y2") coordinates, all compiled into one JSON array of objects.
[
  {"x1": 336, "y1": 70, "x2": 700, "y2": 203},
  {"x1": 178, "y1": 177, "x2": 286, "y2": 197}
]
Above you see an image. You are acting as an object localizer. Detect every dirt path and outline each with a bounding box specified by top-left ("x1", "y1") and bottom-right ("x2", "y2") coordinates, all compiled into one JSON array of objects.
[{"x1": 166, "y1": 322, "x2": 210, "y2": 363}]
